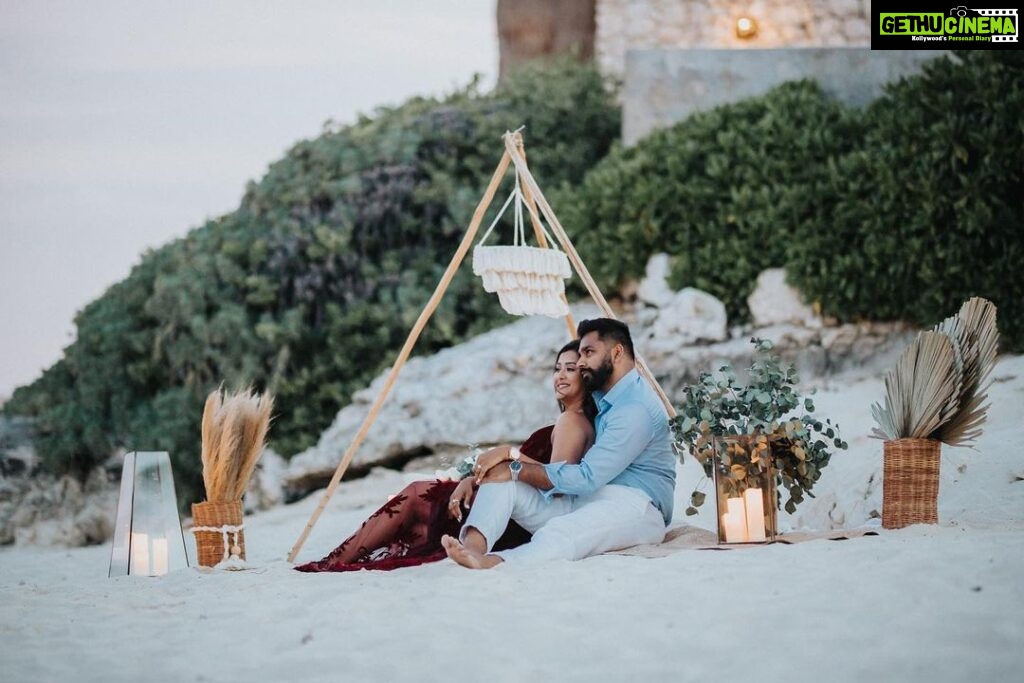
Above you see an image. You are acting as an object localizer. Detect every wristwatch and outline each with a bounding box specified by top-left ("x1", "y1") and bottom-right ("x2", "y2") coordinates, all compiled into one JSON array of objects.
[
  {"x1": 509, "y1": 460, "x2": 523, "y2": 481},
  {"x1": 509, "y1": 446, "x2": 521, "y2": 462}
]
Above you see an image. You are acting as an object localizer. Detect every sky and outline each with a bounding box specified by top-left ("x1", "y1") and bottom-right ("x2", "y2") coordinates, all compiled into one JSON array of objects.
[{"x1": 0, "y1": 0, "x2": 498, "y2": 399}]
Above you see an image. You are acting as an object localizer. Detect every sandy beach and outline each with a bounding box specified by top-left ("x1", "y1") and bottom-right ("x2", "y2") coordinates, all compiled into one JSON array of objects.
[{"x1": 2, "y1": 357, "x2": 1022, "y2": 682}]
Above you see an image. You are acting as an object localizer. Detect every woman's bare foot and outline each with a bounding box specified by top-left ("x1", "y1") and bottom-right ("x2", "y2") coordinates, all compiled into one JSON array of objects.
[{"x1": 441, "y1": 535, "x2": 503, "y2": 569}]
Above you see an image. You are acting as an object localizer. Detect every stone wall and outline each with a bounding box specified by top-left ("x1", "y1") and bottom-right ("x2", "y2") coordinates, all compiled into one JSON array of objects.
[
  {"x1": 597, "y1": 0, "x2": 872, "y2": 76},
  {"x1": 622, "y1": 47, "x2": 944, "y2": 145}
]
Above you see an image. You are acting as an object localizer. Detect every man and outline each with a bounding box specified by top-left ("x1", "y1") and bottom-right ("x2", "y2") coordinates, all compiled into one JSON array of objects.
[{"x1": 441, "y1": 318, "x2": 676, "y2": 568}]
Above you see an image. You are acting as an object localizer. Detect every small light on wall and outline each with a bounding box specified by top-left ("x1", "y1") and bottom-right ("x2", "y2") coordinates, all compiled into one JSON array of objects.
[{"x1": 735, "y1": 16, "x2": 758, "y2": 39}]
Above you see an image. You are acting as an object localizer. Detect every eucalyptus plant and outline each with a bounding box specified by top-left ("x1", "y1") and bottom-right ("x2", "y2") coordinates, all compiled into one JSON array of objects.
[{"x1": 671, "y1": 338, "x2": 848, "y2": 515}]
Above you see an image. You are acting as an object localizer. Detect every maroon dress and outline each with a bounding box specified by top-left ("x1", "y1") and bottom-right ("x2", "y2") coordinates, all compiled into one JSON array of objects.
[{"x1": 295, "y1": 426, "x2": 555, "y2": 572}]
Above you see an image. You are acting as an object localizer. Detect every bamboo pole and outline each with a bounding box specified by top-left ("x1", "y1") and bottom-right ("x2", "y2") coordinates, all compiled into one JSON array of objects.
[
  {"x1": 287, "y1": 150, "x2": 514, "y2": 563},
  {"x1": 512, "y1": 133, "x2": 548, "y2": 249},
  {"x1": 511, "y1": 132, "x2": 576, "y2": 339},
  {"x1": 502, "y1": 134, "x2": 677, "y2": 418}
]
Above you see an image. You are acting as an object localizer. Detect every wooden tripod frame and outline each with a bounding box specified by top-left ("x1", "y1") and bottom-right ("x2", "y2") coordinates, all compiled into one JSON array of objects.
[{"x1": 287, "y1": 132, "x2": 676, "y2": 563}]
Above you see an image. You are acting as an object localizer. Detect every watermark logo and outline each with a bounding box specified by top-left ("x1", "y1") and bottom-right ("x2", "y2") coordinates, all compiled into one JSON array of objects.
[{"x1": 872, "y1": 5, "x2": 1019, "y2": 48}]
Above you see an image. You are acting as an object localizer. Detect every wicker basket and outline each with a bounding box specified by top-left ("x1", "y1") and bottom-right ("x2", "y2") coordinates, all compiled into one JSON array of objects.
[
  {"x1": 882, "y1": 438, "x2": 940, "y2": 529},
  {"x1": 192, "y1": 500, "x2": 245, "y2": 567}
]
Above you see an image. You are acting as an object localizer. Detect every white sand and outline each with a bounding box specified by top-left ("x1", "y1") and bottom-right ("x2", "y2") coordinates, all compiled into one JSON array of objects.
[{"x1": 2, "y1": 357, "x2": 1022, "y2": 682}]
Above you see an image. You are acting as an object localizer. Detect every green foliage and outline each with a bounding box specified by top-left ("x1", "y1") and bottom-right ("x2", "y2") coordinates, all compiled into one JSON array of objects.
[
  {"x1": 561, "y1": 81, "x2": 861, "y2": 321},
  {"x1": 671, "y1": 338, "x2": 848, "y2": 515},
  {"x1": 786, "y1": 52, "x2": 1024, "y2": 352},
  {"x1": 7, "y1": 49, "x2": 1020, "y2": 513},
  {"x1": 3, "y1": 60, "x2": 620, "y2": 505},
  {"x1": 564, "y1": 53, "x2": 1022, "y2": 352}
]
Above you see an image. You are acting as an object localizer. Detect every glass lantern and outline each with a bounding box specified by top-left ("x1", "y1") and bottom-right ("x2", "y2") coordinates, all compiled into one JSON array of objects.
[
  {"x1": 711, "y1": 434, "x2": 778, "y2": 544},
  {"x1": 108, "y1": 452, "x2": 189, "y2": 577}
]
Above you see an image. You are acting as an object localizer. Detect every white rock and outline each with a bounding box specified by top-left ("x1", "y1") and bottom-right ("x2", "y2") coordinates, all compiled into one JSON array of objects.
[
  {"x1": 281, "y1": 294, "x2": 914, "y2": 500},
  {"x1": 245, "y1": 448, "x2": 287, "y2": 512},
  {"x1": 644, "y1": 287, "x2": 728, "y2": 352},
  {"x1": 283, "y1": 304, "x2": 603, "y2": 495},
  {"x1": 2, "y1": 468, "x2": 117, "y2": 547},
  {"x1": 747, "y1": 268, "x2": 820, "y2": 328},
  {"x1": 636, "y1": 253, "x2": 675, "y2": 308}
]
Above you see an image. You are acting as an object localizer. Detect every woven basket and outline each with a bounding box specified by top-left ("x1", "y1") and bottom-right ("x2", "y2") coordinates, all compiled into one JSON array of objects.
[
  {"x1": 882, "y1": 438, "x2": 940, "y2": 529},
  {"x1": 192, "y1": 500, "x2": 244, "y2": 567}
]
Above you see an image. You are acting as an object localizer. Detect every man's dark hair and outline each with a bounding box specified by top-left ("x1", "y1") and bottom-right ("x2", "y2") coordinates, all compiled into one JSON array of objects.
[{"x1": 576, "y1": 318, "x2": 635, "y2": 359}]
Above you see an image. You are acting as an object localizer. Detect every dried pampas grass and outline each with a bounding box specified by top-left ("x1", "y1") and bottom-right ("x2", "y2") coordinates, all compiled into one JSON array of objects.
[
  {"x1": 200, "y1": 387, "x2": 274, "y2": 503},
  {"x1": 872, "y1": 297, "x2": 999, "y2": 446}
]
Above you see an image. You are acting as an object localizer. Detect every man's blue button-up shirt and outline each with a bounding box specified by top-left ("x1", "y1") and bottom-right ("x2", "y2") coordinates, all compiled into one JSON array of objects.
[{"x1": 543, "y1": 368, "x2": 676, "y2": 524}]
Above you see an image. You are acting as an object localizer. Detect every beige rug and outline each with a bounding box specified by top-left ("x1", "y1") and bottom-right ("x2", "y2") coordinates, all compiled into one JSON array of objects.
[{"x1": 611, "y1": 524, "x2": 880, "y2": 558}]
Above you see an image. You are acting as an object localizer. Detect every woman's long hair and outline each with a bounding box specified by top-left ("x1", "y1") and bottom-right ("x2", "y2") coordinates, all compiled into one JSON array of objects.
[{"x1": 554, "y1": 339, "x2": 598, "y2": 424}]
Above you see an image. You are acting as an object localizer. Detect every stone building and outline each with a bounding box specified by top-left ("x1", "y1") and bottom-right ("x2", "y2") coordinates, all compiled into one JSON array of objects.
[
  {"x1": 589, "y1": 1, "x2": 941, "y2": 145},
  {"x1": 596, "y1": 0, "x2": 873, "y2": 76}
]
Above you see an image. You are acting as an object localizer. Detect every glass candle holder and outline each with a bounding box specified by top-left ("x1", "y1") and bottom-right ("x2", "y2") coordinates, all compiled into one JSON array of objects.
[{"x1": 711, "y1": 435, "x2": 778, "y2": 544}]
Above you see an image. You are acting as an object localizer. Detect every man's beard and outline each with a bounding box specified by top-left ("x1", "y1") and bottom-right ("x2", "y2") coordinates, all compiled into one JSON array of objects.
[{"x1": 582, "y1": 358, "x2": 613, "y2": 391}]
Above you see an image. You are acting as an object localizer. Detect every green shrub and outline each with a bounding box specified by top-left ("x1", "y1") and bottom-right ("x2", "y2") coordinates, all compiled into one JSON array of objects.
[
  {"x1": 561, "y1": 81, "x2": 861, "y2": 321},
  {"x1": 786, "y1": 52, "x2": 1024, "y2": 351},
  {"x1": 3, "y1": 59, "x2": 620, "y2": 505}
]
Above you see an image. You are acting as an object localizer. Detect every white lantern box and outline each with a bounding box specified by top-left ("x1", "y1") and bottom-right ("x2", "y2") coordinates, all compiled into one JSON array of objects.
[{"x1": 108, "y1": 452, "x2": 189, "y2": 577}]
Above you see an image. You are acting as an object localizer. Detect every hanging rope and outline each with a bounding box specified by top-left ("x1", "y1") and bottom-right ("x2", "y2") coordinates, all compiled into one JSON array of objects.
[
  {"x1": 191, "y1": 523, "x2": 247, "y2": 570},
  {"x1": 472, "y1": 165, "x2": 571, "y2": 318}
]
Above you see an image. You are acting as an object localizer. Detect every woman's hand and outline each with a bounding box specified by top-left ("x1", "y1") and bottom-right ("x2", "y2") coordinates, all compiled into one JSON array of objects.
[
  {"x1": 473, "y1": 445, "x2": 511, "y2": 483},
  {"x1": 447, "y1": 477, "x2": 476, "y2": 522}
]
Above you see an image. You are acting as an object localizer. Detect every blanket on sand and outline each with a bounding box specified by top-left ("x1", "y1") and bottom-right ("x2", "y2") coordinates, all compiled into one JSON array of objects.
[{"x1": 610, "y1": 524, "x2": 879, "y2": 558}]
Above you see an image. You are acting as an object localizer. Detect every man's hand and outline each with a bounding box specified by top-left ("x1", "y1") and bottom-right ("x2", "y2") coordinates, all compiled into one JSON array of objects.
[
  {"x1": 447, "y1": 478, "x2": 476, "y2": 522},
  {"x1": 473, "y1": 445, "x2": 511, "y2": 482}
]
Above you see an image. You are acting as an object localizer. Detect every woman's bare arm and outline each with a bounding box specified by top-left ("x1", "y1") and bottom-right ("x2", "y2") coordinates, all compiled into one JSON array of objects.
[
  {"x1": 474, "y1": 415, "x2": 595, "y2": 481},
  {"x1": 549, "y1": 411, "x2": 594, "y2": 465}
]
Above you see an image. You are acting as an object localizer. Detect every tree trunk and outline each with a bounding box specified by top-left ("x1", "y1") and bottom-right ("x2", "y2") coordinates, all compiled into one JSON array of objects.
[{"x1": 497, "y1": 0, "x2": 596, "y2": 81}]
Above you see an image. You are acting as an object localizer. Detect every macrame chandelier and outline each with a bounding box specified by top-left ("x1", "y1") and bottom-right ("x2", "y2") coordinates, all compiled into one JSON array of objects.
[{"x1": 471, "y1": 171, "x2": 571, "y2": 318}]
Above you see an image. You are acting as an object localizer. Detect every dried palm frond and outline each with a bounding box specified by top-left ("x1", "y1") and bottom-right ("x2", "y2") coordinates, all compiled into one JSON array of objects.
[
  {"x1": 933, "y1": 297, "x2": 998, "y2": 447},
  {"x1": 200, "y1": 387, "x2": 274, "y2": 503},
  {"x1": 871, "y1": 331, "x2": 961, "y2": 440}
]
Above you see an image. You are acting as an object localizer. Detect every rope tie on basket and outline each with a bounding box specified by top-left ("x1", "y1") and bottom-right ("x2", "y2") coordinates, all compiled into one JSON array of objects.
[{"x1": 191, "y1": 523, "x2": 246, "y2": 570}]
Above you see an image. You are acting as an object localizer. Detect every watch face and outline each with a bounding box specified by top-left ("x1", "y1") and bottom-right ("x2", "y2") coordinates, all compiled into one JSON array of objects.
[{"x1": 509, "y1": 461, "x2": 523, "y2": 473}]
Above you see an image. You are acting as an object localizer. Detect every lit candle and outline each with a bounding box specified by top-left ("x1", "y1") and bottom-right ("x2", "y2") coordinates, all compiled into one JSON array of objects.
[
  {"x1": 151, "y1": 538, "x2": 169, "y2": 576},
  {"x1": 130, "y1": 532, "x2": 150, "y2": 576},
  {"x1": 722, "y1": 497, "x2": 749, "y2": 543},
  {"x1": 743, "y1": 488, "x2": 767, "y2": 542}
]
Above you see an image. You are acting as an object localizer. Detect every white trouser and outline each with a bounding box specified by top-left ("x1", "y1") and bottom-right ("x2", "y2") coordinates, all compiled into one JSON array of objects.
[{"x1": 460, "y1": 482, "x2": 666, "y2": 564}]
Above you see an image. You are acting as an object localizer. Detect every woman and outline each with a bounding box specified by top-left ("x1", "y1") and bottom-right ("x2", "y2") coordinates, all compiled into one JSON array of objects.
[{"x1": 295, "y1": 340, "x2": 597, "y2": 573}]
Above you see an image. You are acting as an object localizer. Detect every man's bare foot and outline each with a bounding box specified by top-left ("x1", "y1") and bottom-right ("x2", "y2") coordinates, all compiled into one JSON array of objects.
[{"x1": 441, "y1": 535, "x2": 503, "y2": 569}]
